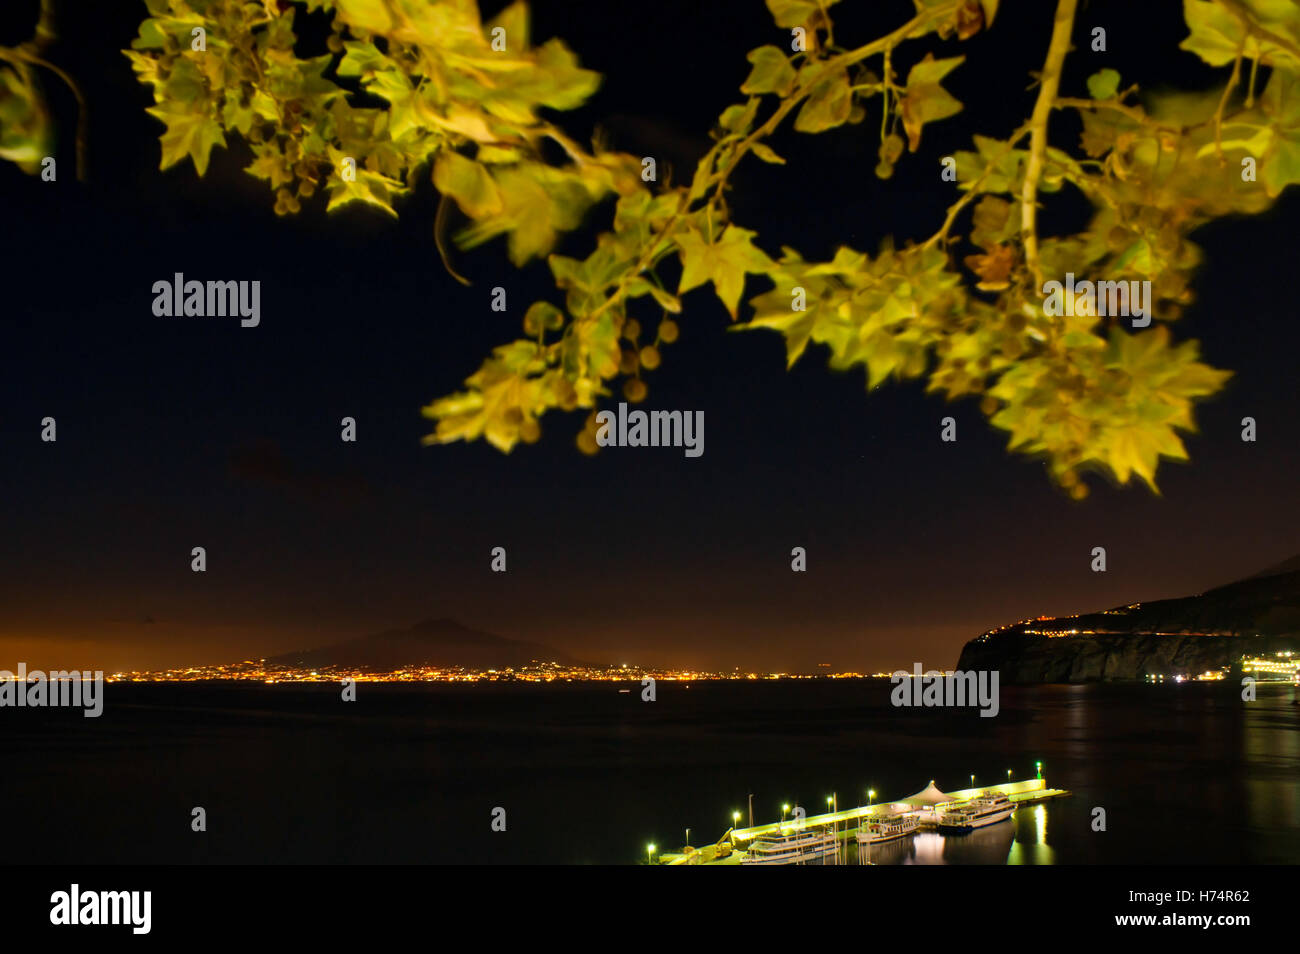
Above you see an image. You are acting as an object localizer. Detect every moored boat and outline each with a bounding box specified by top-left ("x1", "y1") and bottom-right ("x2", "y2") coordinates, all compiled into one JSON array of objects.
[
  {"x1": 856, "y1": 811, "x2": 920, "y2": 844},
  {"x1": 740, "y1": 827, "x2": 838, "y2": 864},
  {"x1": 937, "y1": 791, "x2": 1014, "y2": 831}
]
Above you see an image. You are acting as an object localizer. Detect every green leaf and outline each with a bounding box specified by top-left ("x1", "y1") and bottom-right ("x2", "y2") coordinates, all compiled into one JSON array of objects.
[
  {"x1": 1181, "y1": 0, "x2": 1300, "y2": 70},
  {"x1": 433, "y1": 151, "x2": 503, "y2": 219},
  {"x1": 1262, "y1": 131, "x2": 1300, "y2": 196},
  {"x1": 245, "y1": 142, "x2": 293, "y2": 188},
  {"x1": 487, "y1": 0, "x2": 531, "y2": 51},
  {"x1": 131, "y1": 18, "x2": 168, "y2": 51},
  {"x1": 745, "y1": 304, "x2": 820, "y2": 368},
  {"x1": 765, "y1": 0, "x2": 839, "y2": 29},
  {"x1": 794, "y1": 70, "x2": 852, "y2": 134},
  {"x1": 900, "y1": 55, "x2": 965, "y2": 150},
  {"x1": 145, "y1": 103, "x2": 227, "y2": 176},
  {"x1": 677, "y1": 225, "x2": 774, "y2": 319},
  {"x1": 525, "y1": 39, "x2": 603, "y2": 111},
  {"x1": 324, "y1": 147, "x2": 406, "y2": 217},
  {"x1": 741, "y1": 46, "x2": 797, "y2": 97},
  {"x1": 335, "y1": 0, "x2": 394, "y2": 35}
]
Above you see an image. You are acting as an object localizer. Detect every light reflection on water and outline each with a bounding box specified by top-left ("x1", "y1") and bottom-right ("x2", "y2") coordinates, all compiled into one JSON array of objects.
[
  {"x1": 839, "y1": 804, "x2": 1049, "y2": 865},
  {"x1": 850, "y1": 816, "x2": 1020, "y2": 865},
  {"x1": 821, "y1": 684, "x2": 1300, "y2": 866}
]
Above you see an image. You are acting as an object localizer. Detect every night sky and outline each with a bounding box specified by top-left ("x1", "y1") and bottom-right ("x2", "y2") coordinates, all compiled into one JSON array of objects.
[{"x1": 3, "y1": 0, "x2": 1298, "y2": 673}]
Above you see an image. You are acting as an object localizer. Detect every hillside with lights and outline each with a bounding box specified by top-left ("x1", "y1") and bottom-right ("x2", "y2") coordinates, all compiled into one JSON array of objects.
[{"x1": 957, "y1": 556, "x2": 1300, "y2": 682}]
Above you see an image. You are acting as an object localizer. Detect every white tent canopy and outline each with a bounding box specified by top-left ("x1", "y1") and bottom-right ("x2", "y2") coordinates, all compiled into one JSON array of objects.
[{"x1": 897, "y1": 781, "x2": 955, "y2": 806}]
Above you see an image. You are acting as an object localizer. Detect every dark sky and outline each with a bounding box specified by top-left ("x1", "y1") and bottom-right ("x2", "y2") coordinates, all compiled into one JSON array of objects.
[{"x1": 3, "y1": 0, "x2": 1298, "y2": 672}]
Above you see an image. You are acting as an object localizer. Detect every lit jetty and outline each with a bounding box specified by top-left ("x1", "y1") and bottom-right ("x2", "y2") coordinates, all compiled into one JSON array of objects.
[{"x1": 651, "y1": 775, "x2": 1070, "y2": 866}]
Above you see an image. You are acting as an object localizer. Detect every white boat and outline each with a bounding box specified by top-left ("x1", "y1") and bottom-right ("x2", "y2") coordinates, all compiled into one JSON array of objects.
[
  {"x1": 740, "y1": 827, "x2": 839, "y2": 865},
  {"x1": 937, "y1": 791, "x2": 1014, "y2": 831},
  {"x1": 856, "y1": 811, "x2": 920, "y2": 844}
]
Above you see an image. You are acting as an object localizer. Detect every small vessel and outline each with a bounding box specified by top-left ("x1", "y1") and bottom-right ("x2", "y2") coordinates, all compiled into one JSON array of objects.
[
  {"x1": 740, "y1": 827, "x2": 839, "y2": 865},
  {"x1": 856, "y1": 811, "x2": 920, "y2": 845},
  {"x1": 937, "y1": 791, "x2": 1014, "y2": 831}
]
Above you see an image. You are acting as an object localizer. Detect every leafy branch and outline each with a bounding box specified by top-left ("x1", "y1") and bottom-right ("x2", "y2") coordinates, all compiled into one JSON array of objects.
[{"x1": 6, "y1": 0, "x2": 1299, "y2": 496}]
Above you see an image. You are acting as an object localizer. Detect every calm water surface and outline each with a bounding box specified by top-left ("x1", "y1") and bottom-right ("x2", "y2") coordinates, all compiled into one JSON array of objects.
[{"x1": 3, "y1": 680, "x2": 1296, "y2": 864}]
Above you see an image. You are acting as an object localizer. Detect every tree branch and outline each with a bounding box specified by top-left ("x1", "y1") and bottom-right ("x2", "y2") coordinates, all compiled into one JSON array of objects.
[{"x1": 1020, "y1": 0, "x2": 1078, "y2": 289}]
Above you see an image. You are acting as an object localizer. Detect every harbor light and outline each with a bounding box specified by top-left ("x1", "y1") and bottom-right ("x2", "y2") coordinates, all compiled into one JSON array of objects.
[
  {"x1": 646, "y1": 843, "x2": 655, "y2": 864},
  {"x1": 781, "y1": 803, "x2": 790, "y2": 822},
  {"x1": 733, "y1": 811, "x2": 740, "y2": 827},
  {"x1": 1035, "y1": 761, "x2": 1042, "y2": 779},
  {"x1": 970, "y1": 774, "x2": 975, "y2": 788},
  {"x1": 1007, "y1": 769, "x2": 1012, "y2": 780}
]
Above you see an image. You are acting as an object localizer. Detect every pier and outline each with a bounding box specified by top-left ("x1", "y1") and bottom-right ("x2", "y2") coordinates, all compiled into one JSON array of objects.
[{"x1": 655, "y1": 776, "x2": 1070, "y2": 865}]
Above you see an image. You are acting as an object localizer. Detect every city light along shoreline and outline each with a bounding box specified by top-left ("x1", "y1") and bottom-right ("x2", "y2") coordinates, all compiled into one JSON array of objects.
[{"x1": 88, "y1": 661, "x2": 905, "y2": 684}]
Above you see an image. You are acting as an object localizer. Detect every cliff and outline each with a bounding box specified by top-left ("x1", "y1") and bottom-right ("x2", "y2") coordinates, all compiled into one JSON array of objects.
[{"x1": 956, "y1": 557, "x2": 1300, "y2": 683}]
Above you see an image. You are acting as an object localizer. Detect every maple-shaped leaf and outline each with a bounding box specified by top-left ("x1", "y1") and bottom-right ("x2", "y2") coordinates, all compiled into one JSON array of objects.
[
  {"x1": 1098, "y1": 422, "x2": 1186, "y2": 490},
  {"x1": 146, "y1": 103, "x2": 226, "y2": 176},
  {"x1": 323, "y1": 147, "x2": 407, "y2": 217},
  {"x1": 744, "y1": 277, "x2": 824, "y2": 367},
  {"x1": 245, "y1": 143, "x2": 294, "y2": 189},
  {"x1": 677, "y1": 225, "x2": 774, "y2": 319},
  {"x1": 900, "y1": 54, "x2": 965, "y2": 151},
  {"x1": 456, "y1": 163, "x2": 612, "y2": 266}
]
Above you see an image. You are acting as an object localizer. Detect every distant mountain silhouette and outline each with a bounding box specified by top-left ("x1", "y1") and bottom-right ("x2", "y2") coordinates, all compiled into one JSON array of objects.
[
  {"x1": 267, "y1": 618, "x2": 581, "y2": 671},
  {"x1": 1244, "y1": 552, "x2": 1300, "y2": 581},
  {"x1": 958, "y1": 555, "x2": 1300, "y2": 682}
]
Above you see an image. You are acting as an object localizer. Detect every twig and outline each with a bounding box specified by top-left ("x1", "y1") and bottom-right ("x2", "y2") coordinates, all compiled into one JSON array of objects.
[
  {"x1": 1212, "y1": 41, "x2": 1245, "y2": 162},
  {"x1": 922, "y1": 121, "x2": 1033, "y2": 250},
  {"x1": 3, "y1": 47, "x2": 88, "y2": 181},
  {"x1": 711, "y1": 1, "x2": 962, "y2": 203}
]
